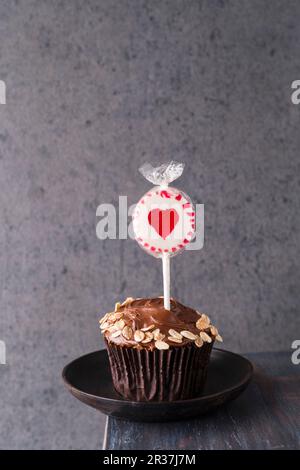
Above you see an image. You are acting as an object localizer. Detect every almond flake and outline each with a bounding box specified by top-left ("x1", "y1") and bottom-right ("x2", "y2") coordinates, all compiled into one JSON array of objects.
[
  {"x1": 168, "y1": 329, "x2": 182, "y2": 339},
  {"x1": 195, "y1": 336, "x2": 204, "y2": 348},
  {"x1": 122, "y1": 297, "x2": 134, "y2": 306},
  {"x1": 100, "y1": 321, "x2": 110, "y2": 330},
  {"x1": 114, "y1": 302, "x2": 121, "y2": 312},
  {"x1": 141, "y1": 324, "x2": 155, "y2": 332},
  {"x1": 196, "y1": 314, "x2": 210, "y2": 330},
  {"x1": 106, "y1": 311, "x2": 116, "y2": 319},
  {"x1": 180, "y1": 330, "x2": 197, "y2": 340},
  {"x1": 201, "y1": 313, "x2": 210, "y2": 322},
  {"x1": 109, "y1": 312, "x2": 123, "y2": 322},
  {"x1": 99, "y1": 313, "x2": 109, "y2": 324},
  {"x1": 155, "y1": 340, "x2": 170, "y2": 350},
  {"x1": 110, "y1": 330, "x2": 122, "y2": 338},
  {"x1": 153, "y1": 328, "x2": 165, "y2": 341},
  {"x1": 216, "y1": 334, "x2": 223, "y2": 342},
  {"x1": 142, "y1": 332, "x2": 153, "y2": 343},
  {"x1": 210, "y1": 326, "x2": 219, "y2": 337},
  {"x1": 106, "y1": 324, "x2": 118, "y2": 333},
  {"x1": 134, "y1": 330, "x2": 145, "y2": 342},
  {"x1": 200, "y1": 331, "x2": 212, "y2": 343},
  {"x1": 122, "y1": 326, "x2": 133, "y2": 340},
  {"x1": 114, "y1": 319, "x2": 125, "y2": 330},
  {"x1": 168, "y1": 336, "x2": 182, "y2": 344}
]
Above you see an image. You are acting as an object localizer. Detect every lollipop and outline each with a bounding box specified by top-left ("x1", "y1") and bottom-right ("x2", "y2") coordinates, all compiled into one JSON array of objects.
[{"x1": 132, "y1": 161, "x2": 195, "y2": 310}]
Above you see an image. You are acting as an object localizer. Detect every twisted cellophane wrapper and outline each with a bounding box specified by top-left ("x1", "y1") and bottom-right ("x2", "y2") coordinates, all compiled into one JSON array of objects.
[{"x1": 139, "y1": 161, "x2": 185, "y2": 186}]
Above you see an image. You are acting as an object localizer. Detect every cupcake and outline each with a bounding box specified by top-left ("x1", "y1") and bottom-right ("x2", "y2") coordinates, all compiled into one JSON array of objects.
[{"x1": 99, "y1": 297, "x2": 222, "y2": 401}]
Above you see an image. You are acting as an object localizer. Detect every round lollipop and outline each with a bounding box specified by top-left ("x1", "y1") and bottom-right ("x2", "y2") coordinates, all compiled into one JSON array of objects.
[{"x1": 132, "y1": 161, "x2": 195, "y2": 310}]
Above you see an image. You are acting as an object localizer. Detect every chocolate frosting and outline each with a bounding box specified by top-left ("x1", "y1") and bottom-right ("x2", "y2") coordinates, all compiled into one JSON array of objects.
[{"x1": 103, "y1": 297, "x2": 213, "y2": 350}]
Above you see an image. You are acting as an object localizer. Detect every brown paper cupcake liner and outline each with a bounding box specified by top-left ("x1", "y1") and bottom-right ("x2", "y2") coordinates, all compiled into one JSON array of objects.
[{"x1": 105, "y1": 339, "x2": 213, "y2": 401}]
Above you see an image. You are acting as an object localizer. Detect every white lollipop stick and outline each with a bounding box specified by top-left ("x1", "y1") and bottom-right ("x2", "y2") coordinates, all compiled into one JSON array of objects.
[{"x1": 162, "y1": 252, "x2": 170, "y2": 310}]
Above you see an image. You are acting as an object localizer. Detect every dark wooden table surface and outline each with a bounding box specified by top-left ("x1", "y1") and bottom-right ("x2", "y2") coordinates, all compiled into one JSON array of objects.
[{"x1": 103, "y1": 351, "x2": 300, "y2": 450}]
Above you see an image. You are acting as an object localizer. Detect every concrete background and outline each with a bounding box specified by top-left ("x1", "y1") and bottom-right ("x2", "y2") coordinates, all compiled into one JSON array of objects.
[{"x1": 0, "y1": 0, "x2": 300, "y2": 449}]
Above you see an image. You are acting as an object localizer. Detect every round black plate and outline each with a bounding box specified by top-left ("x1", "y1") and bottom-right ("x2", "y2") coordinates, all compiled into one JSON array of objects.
[{"x1": 62, "y1": 348, "x2": 253, "y2": 422}]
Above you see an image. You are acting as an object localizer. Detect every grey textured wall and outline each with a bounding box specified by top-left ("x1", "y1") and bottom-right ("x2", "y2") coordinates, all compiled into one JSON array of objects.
[{"x1": 0, "y1": 0, "x2": 299, "y2": 450}]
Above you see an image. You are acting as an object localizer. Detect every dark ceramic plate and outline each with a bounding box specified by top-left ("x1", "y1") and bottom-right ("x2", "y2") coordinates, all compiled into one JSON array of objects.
[{"x1": 62, "y1": 348, "x2": 253, "y2": 422}]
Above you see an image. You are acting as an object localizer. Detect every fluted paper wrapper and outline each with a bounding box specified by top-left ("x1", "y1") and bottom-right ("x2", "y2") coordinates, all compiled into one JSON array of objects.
[{"x1": 105, "y1": 340, "x2": 213, "y2": 401}]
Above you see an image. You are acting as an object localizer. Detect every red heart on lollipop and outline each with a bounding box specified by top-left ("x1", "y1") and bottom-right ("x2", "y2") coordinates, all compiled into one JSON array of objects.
[{"x1": 148, "y1": 208, "x2": 179, "y2": 239}]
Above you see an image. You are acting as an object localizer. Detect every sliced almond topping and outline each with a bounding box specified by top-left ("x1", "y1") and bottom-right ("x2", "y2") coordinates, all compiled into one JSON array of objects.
[
  {"x1": 196, "y1": 314, "x2": 210, "y2": 330},
  {"x1": 99, "y1": 313, "x2": 109, "y2": 324},
  {"x1": 109, "y1": 312, "x2": 123, "y2": 322},
  {"x1": 122, "y1": 326, "x2": 133, "y2": 340},
  {"x1": 200, "y1": 331, "x2": 212, "y2": 343},
  {"x1": 155, "y1": 340, "x2": 170, "y2": 350},
  {"x1": 216, "y1": 334, "x2": 223, "y2": 342},
  {"x1": 134, "y1": 330, "x2": 145, "y2": 342},
  {"x1": 110, "y1": 330, "x2": 122, "y2": 338},
  {"x1": 168, "y1": 329, "x2": 182, "y2": 340},
  {"x1": 168, "y1": 336, "x2": 182, "y2": 344},
  {"x1": 106, "y1": 324, "x2": 119, "y2": 333},
  {"x1": 114, "y1": 302, "x2": 121, "y2": 312},
  {"x1": 195, "y1": 336, "x2": 204, "y2": 348},
  {"x1": 106, "y1": 311, "x2": 116, "y2": 320},
  {"x1": 141, "y1": 324, "x2": 155, "y2": 332},
  {"x1": 201, "y1": 313, "x2": 210, "y2": 322},
  {"x1": 153, "y1": 328, "x2": 165, "y2": 341},
  {"x1": 121, "y1": 297, "x2": 134, "y2": 306},
  {"x1": 210, "y1": 326, "x2": 218, "y2": 337},
  {"x1": 141, "y1": 331, "x2": 153, "y2": 343},
  {"x1": 180, "y1": 330, "x2": 197, "y2": 340},
  {"x1": 114, "y1": 319, "x2": 125, "y2": 330},
  {"x1": 100, "y1": 321, "x2": 110, "y2": 330}
]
